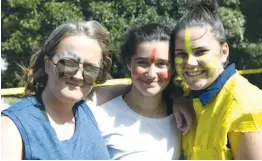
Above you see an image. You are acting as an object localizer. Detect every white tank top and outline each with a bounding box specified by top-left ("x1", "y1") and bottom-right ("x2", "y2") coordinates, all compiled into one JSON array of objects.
[{"x1": 89, "y1": 96, "x2": 181, "y2": 160}]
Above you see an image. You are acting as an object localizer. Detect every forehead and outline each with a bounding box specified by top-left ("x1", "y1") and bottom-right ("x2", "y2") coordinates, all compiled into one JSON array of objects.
[
  {"x1": 55, "y1": 35, "x2": 102, "y2": 65},
  {"x1": 175, "y1": 27, "x2": 217, "y2": 48},
  {"x1": 135, "y1": 41, "x2": 169, "y2": 59}
]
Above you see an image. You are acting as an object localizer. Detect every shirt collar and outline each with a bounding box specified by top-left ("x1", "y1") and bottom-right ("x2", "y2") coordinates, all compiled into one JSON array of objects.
[{"x1": 190, "y1": 63, "x2": 236, "y2": 107}]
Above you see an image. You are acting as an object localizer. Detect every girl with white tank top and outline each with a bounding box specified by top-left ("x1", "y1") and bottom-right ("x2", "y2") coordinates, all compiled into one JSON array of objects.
[{"x1": 88, "y1": 23, "x2": 182, "y2": 159}]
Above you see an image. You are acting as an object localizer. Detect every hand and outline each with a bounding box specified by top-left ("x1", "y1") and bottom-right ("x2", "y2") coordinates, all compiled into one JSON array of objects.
[{"x1": 172, "y1": 96, "x2": 196, "y2": 135}]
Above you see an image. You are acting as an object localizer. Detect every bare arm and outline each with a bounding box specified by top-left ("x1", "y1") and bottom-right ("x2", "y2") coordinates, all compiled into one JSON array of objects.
[
  {"x1": 86, "y1": 84, "x2": 131, "y2": 106},
  {"x1": 172, "y1": 96, "x2": 196, "y2": 134},
  {"x1": 1, "y1": 116, "x2": 24, "y2": 160},
  {"x1": 229, "y1": 132, "x2": 262, "y2": 159}
]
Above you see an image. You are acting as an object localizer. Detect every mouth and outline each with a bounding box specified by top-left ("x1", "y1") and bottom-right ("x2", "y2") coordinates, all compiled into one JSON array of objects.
[
  {"x1": 66, "y1": 82, "x2": 83, "y2": 88},
  {"x1": 139, "y1": 79, "x2": 159, "y2": 86},
  {"x1": 185, "y1": 70, "x2": 205, "y2": 77}
]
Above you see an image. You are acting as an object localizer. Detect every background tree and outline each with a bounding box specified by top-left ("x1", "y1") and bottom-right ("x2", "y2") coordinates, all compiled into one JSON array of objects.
[
  {"x1": 2, "y1": 0, "x2": 262, "y2": 89},
  {"x1": 1, "y1": 0, "x2": 83, "y2": 88}
]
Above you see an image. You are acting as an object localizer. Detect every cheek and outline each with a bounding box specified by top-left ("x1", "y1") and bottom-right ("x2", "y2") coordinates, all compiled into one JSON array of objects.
[
  {"x1": 83, "y1": 86, "x2": 92, "y2": 95},
  {"x1": 175, "y1": 57, "x2": 184, "y2": 74},
  {"x1": 133, "y1": 67, "x2": 144, "y2": 80},
  {"x1": 158, "y1": 72, "x2": 170, "y2": 81},
  {"x1": 199, "y1": 55, "x2": 223, "y2": 74}
]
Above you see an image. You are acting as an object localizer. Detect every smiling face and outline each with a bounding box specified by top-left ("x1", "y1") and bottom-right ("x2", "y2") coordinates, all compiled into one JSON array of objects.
[
  {"x1": 128, "y1": 41, "x2": 171, "y2": 97},
  {"x1": 174, "y1": 26, "x2": 229, "y2": 90},
  {"x1": 45, "y1": 34, "x2": 102, "y2": 102}
]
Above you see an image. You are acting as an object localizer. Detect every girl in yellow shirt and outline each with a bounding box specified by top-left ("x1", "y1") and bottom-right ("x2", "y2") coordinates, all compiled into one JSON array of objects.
[{"x1": 169, "y1": 0, "x2": 262, "y2": 159}]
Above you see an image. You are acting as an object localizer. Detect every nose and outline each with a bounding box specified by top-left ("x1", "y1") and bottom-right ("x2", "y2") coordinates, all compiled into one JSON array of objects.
[
  {"x1": 147, "y1": 64, "x2": 157, "y2": 78},
  {"x1": 186, "y1": 54, "x2": 198, "y2": 67},
  {"x1": 73, "y1": 64, "x2": 84, "y2": 80}
]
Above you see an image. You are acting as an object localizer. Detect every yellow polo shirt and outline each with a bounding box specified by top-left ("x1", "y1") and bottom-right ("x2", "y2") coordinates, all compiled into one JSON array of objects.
[{"x1": 182, "y1": 64, "x2": 262, "y2": 160}]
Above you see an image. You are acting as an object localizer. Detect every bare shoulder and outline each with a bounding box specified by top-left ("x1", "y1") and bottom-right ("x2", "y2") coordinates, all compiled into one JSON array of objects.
[
  {"x1": 1, "y1": 115, "x2": 23, "y2": 159},
  {"x1": 1, "y1": 115, "x2": 21, "y2": 132},
  {"x1": 229, "y1": 131, "x2": 262, "y2": 160},
  {"x1": 86, "y1": 85, "x2": 131, "y2": 106}
]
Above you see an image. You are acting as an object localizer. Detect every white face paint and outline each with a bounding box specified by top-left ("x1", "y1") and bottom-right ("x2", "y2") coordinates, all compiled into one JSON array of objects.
[{"x1": 46, "y1": 35, "x2": 103, "y2": 102}]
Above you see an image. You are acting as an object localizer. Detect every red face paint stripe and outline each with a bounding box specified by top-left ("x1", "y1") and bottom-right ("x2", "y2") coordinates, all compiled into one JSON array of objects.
[{"x1": 150, "y1": 48, "x2": 156, "y2": 63}]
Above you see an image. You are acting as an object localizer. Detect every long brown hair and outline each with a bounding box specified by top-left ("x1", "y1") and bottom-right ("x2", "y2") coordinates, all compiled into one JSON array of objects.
[{"x1": 23, "y1": 21, "x2": 111, "y2": 96}]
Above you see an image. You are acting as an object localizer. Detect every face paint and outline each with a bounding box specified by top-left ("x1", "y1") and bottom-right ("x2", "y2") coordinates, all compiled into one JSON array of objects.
[
  {"x1": 150, "y1": 48, "x2": 157, "y2": 63},
  {"x1": 134, "y1": 67, "x2": 143, "y2": 80},
  {"x1": 175, "y1": 57, "x2": 183, "y2": 65},
  {"x1": 175, "y1": 66, "x2": 182, "y2": 73},
  {"x1": 175, "y1": 57, "x2": 183, "y2": 76},
  {"x1": 158, "y1": 72, "x2": 169, "y2": 81},
  {"x1": 185, "y1": 27, "x2": 193, "y2": 56},
  {"x1": 174, "y1": 27, "x2": 193, "y2": 76}
]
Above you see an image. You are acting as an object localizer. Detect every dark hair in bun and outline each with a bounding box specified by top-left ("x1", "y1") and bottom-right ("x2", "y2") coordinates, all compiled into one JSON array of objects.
[
  {"x1": 189, "y1": 0, "x2": 219, "y2": 15},
  {"x1": 169, "y1": 0, "x2": 229, "y2": 70}
]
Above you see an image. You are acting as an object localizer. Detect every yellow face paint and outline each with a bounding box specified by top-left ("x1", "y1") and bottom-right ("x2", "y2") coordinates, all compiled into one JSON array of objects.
[
  {"x1": 175, "y1": 66, "x2": 182, "y2": 73},
  {"x1": 185, "y1": 27, "x2": 193, "y2": 56},
  {"x1": 205, "y1": 63, "x2": 214, "y2": 70},
  {"x1": 174, "y1": 27, "x2": 193, "y2": 66},
  {"x1": 198, "y1": 54, "x2": 220, "y2": 71},
  {"x1": 174, "y1": 27, "x2": 193, "y2": 75},
  {"x1": 175, "y1": 57, "x2": 183, "y2": 65}
]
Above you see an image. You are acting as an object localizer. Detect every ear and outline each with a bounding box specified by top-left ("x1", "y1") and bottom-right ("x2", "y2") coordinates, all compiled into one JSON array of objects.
[
  {"x1": 221, "y1": 43, "x2": 229, "y2": 64},
  {"x1": 104, "y1": 56, "x2": 112, "y2": 72},
  {"x1": 126, "y1": 59, "x2": 131, "y2": 71},
  {"x1": 44, "y1": 56, "x2": 51, "y2": 75}
]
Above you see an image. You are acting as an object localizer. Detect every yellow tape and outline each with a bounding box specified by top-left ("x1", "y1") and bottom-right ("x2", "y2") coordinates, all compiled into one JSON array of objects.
[
  {"x1": 1, "y1": 78, "x2": 132, "y2": 96},
  {"x1": 238, "y1": 68, "x2": 262, "y2": 75},
  {"x1": 1, "y1": 69, "x2": 262, "y2": 96},
  {"x1": 1, "y1": 87, "x2": 25, "y2": 96}
]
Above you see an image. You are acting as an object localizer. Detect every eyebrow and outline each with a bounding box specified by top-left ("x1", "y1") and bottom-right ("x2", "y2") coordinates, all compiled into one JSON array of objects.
[
  {"x1": 84, "y1": 62, "x2": 100, "y2": 68},
  {"x1": 134, "y1": 57, "x2": 169, "y2": 61},
  {"x1": 175, "y1": 46, "x2": 209, "y2": 52},
  {"x1": 175, "y1": 49, "x2": 186, "y2": 52},
  {"x1": 192, "y1": 46, "x2": 209, "y2": 50},
  {"x1": 134, "y1": 57, "x2": 148, "y2": 61}
]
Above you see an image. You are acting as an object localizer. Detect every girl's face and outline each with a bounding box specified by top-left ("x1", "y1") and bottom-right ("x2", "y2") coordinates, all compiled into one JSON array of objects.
[
  {"x1": 128, "y1": 41, "x2": 171, "y2": 97},
  {"x1": 174, "y1": 26, "x2": 229, "y2": 90},
  {"x1": 45, "y1": 34, "x2": 103, "y2": 103}
]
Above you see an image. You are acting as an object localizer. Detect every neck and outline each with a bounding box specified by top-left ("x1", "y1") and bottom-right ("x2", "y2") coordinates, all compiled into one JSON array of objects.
[
  {"x1": 41, "y1": 87, "x2": 75, "y2": 122},
  {"x1": 124, "y1": 85, "x2": 167, "y2": 118}
]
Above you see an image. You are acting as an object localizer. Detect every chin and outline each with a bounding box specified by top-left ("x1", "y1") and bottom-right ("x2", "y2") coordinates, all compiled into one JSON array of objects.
[
  {"x1": 60, "y1": 90, "x2": 86, "y2": 102},
  {"x1": 188, "y1": 81, "x2": 210, "y2": 91},
  {"x1": 65, "y1": 94, "x2": 84, "y2": 102},
  {"x1": 139, "y1": 87, "x2": 163, "y2": 97},
  {"x1": 134, "y1": 81, "x2": 167, "y2": 97}
]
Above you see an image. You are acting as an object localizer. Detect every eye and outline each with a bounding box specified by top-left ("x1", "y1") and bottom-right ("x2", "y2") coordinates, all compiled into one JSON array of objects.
[
  {"x1": 194, "y1": 50, "x2": 208, "y2": 57},
  {"x1": 176, "y1": 52, "x2": 188, "y2": 58},
  {"x1": 156, "y1": 61, "x2": 169, "y2": 68},
  {"x1": 137, "y1": 60, "x2": 149, "y2": 66},
  {"x1": 58, "y1": 59, "x2": 78, "y2": 67},
  {"x1": 83, "y1": 64, "x2": 100, "y2": 73}
]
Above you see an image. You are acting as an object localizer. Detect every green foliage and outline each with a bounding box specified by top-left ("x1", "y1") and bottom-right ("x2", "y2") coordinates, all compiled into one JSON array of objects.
[
  {"x1": 80, "y1": 0, "x2": 180, "y2": 77},
  {"x1": 2, "y1": 0, "x2": 84, "y2": 88},
  {"x1": 2, "y1": 0, "x2": 262, "y2": 88}
]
